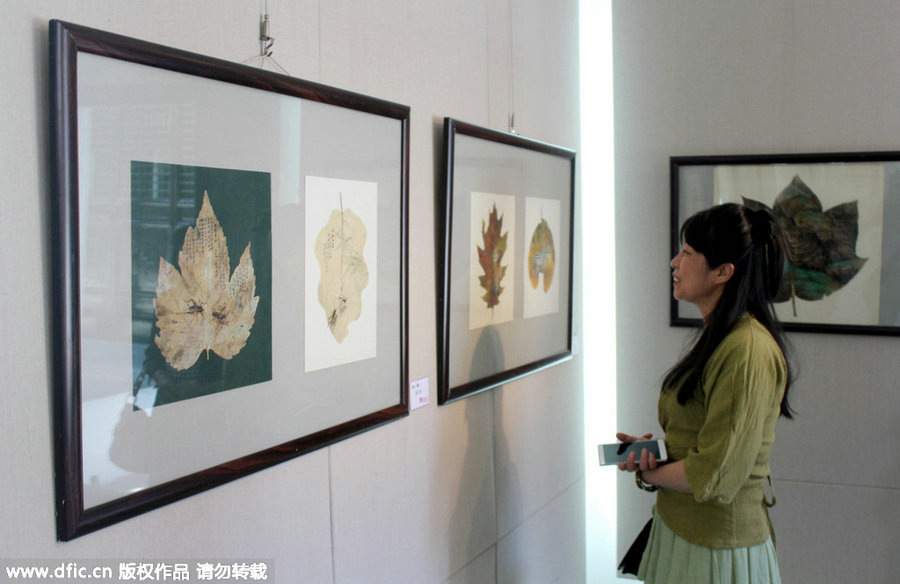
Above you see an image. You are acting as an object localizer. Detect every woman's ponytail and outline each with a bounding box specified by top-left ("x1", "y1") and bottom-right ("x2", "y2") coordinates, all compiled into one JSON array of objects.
[{"x1": 743, "y1": 206, "x2": 785, "y2": 301}]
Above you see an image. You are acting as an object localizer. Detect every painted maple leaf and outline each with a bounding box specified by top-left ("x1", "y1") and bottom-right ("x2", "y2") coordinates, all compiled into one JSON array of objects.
[
  {"x1": 153, "y1": 191, "x2": 259, "y2": 370},
  {"x1": 743, "y1": 175, "x2": 867, "y2": 314},
  {"x1": 477, "y1": 203, "x2": 508, "y2": 308}
]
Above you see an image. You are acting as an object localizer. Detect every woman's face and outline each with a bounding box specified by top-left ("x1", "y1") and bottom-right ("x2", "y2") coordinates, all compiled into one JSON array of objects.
[{"x1": 671, "y1": 242, "x2": 727, "y2": 318}]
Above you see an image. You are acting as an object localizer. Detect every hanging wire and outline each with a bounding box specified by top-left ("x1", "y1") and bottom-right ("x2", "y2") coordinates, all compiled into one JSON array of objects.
[
  {"x1": 243, "y1": 0, "x2": 289, "y2": 74},
  {"x1": 507, "y1": 0, "x2": 517, "y2": 134}
]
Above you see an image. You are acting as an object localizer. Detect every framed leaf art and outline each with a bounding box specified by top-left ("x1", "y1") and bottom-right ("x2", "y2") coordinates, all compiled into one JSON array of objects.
[
  {"x1": 438, "y1": 118, "x2": 576, "y2": 404},
  {"x1": 49, "y1": 20, "x2": 409, "y2": 540},
  {"x1": 671, "y1": 152, "x2": 900, "y2": 335}
]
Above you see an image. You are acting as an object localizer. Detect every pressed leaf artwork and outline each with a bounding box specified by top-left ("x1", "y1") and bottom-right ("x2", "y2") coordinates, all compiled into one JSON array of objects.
[
  {"x1": 743, "y1": 175, "x2": 867, "y2": 315},
  {"x1": 528, "y1": 218, "x2": 556, "y2": 292},
  {"x1": 477, "y1": 203, "x2": 509, "y2": 309},
  {"x1": 315, "y1": 195, "x2": 369, "y2": 343},
  {"x1": 153, "y1": 192, "x2": 259, "y2": 370}
]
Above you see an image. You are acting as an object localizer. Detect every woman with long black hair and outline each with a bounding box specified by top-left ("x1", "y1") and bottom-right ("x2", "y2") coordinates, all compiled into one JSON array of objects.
[{"x1": 619, "y1": 203, "x2": 794, "y2": 583}]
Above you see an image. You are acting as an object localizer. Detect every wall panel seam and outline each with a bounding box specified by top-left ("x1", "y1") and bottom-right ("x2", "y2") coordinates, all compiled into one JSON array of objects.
[{"x1": 496, "y1": 476, "x2": 584, "y2": 541}]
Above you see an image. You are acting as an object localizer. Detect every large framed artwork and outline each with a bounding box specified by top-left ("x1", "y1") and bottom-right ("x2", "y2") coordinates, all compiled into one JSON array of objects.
[
  {"x1": 671, "y1": 152, "x2": 900, "y2": 335},
  {"x1": 49, "y1": 20, "x2": 409, "y2": 540},
  {"x1": 438, "y1": 118, "x2": 576, "y2": 404}
]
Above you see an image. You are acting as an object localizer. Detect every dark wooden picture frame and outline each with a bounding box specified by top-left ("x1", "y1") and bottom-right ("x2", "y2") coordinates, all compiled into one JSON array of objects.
[
  {"x1": 671, "y1": 152, "x2": 900, "y2": 335},
  {"x1": 49, "y1": 20, "x2": 409, "y2": 540},
  {"x1": 437, "y1": 118, "x2": 575, "y2": 404}
]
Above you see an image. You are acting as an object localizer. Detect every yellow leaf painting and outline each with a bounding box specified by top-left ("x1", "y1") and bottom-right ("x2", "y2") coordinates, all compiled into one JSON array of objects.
[
  {"x1": 528, "y1": 218, "x2": 556, "y2": 292},
  {"x1": 314, "y1": 195, "x2": 369, "y2": 343}
]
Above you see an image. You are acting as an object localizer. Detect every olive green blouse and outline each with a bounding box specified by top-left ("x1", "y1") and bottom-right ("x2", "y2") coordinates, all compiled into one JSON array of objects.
[{"x1": 656, "y1": 314, "x2": 786, "y2": 549}]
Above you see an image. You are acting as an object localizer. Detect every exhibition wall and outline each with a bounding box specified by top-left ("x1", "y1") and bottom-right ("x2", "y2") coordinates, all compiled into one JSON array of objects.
[
  {"x1": 0, "y1": 1, "x2": 584, "y2": 582},
  {"x1": 613, "y1": 1, "x2": 900, "y2": 582}
]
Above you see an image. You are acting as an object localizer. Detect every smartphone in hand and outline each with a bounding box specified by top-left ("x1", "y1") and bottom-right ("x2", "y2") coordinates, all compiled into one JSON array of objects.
[{"x1": 597, "y1": 439, "x2": 667, "y2": 466}]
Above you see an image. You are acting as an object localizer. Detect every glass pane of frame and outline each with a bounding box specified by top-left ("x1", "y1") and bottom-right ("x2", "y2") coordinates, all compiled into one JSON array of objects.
[
  {"x1": 49, "y1": 20, "x2": 409, "y2": 540},
  {"x1": 438, "y1": 118, "x2": 576, "y2": 404}
]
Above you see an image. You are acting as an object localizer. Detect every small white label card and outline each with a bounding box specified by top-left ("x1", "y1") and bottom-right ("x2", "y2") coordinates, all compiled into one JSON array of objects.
[{"x1": 409, "y1": 377, "x2": 430, "y2": 410}]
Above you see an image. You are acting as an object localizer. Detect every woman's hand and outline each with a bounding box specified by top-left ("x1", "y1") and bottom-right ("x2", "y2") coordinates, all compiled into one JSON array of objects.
[
  {"x1": 614, "y1": 432, "x2": 659, "y2": 473},
  {"x1": 614, "y1": 432, "x2": 693, "y2": 494},
  {"x1": 615, "y1": 431, "x2": 653, "y2": 444}
]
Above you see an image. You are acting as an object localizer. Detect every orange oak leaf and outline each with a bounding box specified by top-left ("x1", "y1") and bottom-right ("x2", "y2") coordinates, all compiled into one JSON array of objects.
[
  {"x1": 153, "y1": 191, "x2": 259, "y2": 370},
  {"x1": 477, "y1": 203, "x2": 508, "y2": 308}
]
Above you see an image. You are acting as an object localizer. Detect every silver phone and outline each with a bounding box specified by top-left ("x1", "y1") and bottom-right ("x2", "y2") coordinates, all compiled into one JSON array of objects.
[{"x1": 598, "y1": 439, "x2": 667, "y2": 466}]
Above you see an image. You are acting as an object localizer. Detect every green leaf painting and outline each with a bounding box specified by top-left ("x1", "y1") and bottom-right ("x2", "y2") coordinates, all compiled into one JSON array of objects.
[{"x1": 743, "y1": 175, "x2": 867, "y2": 315}]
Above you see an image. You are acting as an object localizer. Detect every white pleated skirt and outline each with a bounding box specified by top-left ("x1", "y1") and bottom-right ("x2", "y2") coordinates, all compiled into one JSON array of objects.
[{"x1": 638, "y1": 508, "x2": 782, "y2": 584}]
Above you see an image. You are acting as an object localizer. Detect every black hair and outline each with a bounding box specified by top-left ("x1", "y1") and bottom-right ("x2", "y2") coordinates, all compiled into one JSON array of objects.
[{"x1": 662, "y1": 203, "x2": 795, "y2": 418}]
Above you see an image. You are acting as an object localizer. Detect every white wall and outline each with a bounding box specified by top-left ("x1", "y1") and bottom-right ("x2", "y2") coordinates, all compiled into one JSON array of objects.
[
  {"x1": 613, "y1": 1, "x2": 900, "y2": 582},
  {"x1": 0, "y1": 1, "x2": 584, "y2": 582}
]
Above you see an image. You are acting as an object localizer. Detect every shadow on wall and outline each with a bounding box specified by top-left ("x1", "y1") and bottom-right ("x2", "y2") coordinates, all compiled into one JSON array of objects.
[{"x1": 447, "y1": 326, "x2": 522, "y2": 581}]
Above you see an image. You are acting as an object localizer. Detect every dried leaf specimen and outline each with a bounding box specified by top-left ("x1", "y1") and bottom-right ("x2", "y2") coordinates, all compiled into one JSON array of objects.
[
  {"x1": 477, "y1": 203, "x2": 509, "y2": 308},
  {"x1": 743, "y1": 175, "x2": 867, "y2": 314},
  {"x1": 528, "y1": 218, "x2": 556, "y2": 292},
  {"x1": 153, "y1": 192, "x2": 259, "y2": 370},
  {"x1": 315, "y1": 196, "x2": 369, "y2": 343}
]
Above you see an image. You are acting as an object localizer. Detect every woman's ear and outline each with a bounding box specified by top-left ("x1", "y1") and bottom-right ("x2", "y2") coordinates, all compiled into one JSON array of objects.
[{"x1": 716, "y1": 262, "x2": 735, "y2": 283}]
